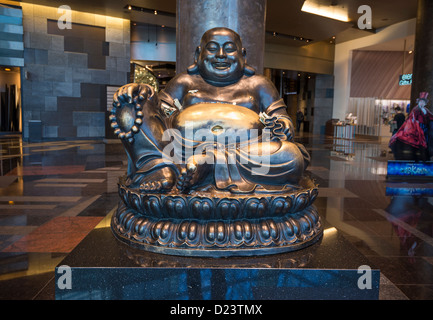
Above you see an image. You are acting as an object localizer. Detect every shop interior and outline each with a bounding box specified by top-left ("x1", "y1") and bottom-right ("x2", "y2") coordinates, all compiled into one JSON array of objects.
[
  {"x1": 347, "y1": 38, "x2": 414, "y2": 141},
  {"x1": 0, "y1": 66, "x2": 21, "y2": 134}
]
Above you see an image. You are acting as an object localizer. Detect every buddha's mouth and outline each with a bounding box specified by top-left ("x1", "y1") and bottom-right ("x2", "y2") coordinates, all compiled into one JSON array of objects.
[{"x1": 212, "y1": 62, "x2": 231, "y2": 70}]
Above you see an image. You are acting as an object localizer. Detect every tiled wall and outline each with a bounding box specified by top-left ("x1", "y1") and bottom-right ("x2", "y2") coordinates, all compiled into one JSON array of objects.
[
  {"x1": 313, "y1": 74, "x2": 334, "y2": 135},
  {"x1": 20, "y1": 4, "x2": 130, "y2": 139},
  {"x1": 0, "y1": 3, "x2": 24, "y2": 67}
]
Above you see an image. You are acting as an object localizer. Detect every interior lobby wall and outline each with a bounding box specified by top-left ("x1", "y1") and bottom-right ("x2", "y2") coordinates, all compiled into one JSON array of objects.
[
  {"x1": 350, "y1": 50, "x2": 413, "y2": 99},
  {"x1": 20, "y1": 3, "x2": 130, "y2": 140},
  {"x1": 130, "y1": 24, "x2": 176, "y2": 62},
  {"x1": 0, "y1": 3, "x2": 24, "y2": 68},
  {"x1": 264, "y1": 41, "x2": 335, "y2": 75},
  {"x1": 264, "y1": 41, "x2": 335, "y2": 135},
  {"x1": 333, "y1": 18, "x2": 416, "y2": 121}
]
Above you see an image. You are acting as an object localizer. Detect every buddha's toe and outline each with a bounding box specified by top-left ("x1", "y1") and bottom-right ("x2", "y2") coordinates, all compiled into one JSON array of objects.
[
  {"x1": 176, "y1": 166, "x2": 196, "y2": 191},
  {"x1": 136, "y1": 167, "x2": 176, "y2": 192}
]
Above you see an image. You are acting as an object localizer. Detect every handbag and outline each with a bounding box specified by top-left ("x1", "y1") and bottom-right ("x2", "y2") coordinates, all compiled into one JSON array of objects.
[{"x1": 389, "y1": 113, "x2": 427, "y2": 149}]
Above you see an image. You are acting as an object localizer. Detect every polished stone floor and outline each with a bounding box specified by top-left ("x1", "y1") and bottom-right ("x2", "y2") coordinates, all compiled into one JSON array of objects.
[{"x1": 0, "y1": 132, "x2": 432, "y2": 300}]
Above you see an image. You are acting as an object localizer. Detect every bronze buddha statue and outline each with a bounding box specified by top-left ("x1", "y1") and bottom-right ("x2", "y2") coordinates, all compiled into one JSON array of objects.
[{"x1": 110, "y1": 27, "x2": 322, "y2": 257}]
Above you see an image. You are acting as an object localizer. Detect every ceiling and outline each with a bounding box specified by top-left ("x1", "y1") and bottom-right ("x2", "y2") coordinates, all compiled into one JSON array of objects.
[
  {"x1": 18, "y1": 0, "x2": 418, "y2": 48},
  {"x1": 266, "y1": 0, "x2": 417, "y2": 46}
]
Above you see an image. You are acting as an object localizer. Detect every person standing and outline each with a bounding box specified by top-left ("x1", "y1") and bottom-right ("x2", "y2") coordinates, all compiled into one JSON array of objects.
[
  {"x1": 392, "y1": 106, "x2": 406, "y2": 135},
  {"x1": 296, "y1": 109, "x2": 304, "y2": 133}
]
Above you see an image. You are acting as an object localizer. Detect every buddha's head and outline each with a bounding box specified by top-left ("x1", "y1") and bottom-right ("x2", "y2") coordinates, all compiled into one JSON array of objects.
[
  {"x1": 417, "y1": 92, "x2": 429, "y2": 109},
  {"x1": 188, "y1": 27, "x2": 254, "y2": 85}
]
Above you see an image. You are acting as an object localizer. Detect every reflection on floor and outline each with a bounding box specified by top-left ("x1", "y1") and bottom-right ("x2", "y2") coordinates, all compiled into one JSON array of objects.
[{"x1": 0, "y1": 132, "x2": 432, "y2": 300}]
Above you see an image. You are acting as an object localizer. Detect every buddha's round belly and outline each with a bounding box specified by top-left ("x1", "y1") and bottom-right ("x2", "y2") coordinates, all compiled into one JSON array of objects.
[{"x1": 171, "y1": 103, "x2": 263, "y2": 143}]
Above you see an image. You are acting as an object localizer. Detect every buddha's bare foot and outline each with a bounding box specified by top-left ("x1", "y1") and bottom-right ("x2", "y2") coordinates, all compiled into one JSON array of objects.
[
  {"x1": 176, "y1": 161, "x2": 198, "y2": 192},
  {"x1": 177, "y1": 155, "x2": 214, "y2": 192},
  {"x1": 138, "y1": 167, "x2": 176, "y2": 193}
]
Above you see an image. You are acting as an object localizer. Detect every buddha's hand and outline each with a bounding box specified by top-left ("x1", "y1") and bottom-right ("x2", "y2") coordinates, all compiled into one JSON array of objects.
[
  {"x1": 264, "y1": 116, "x2": 294, "y2": 141},
  {"x1": 275, "y1": 116, "x2": 294, "y2": 141},
  {"x1": 260, "y1": 112, "x2": 294, "y2": 141},
  {"x1": 110, "y1": 83, "x2": 153, "y2": 142},
  {"x1": 113, "y1": 83, "x2": 152, "y2": 106},
  {"x1": 161, "y1": 102, "x2": 178, "y2": 117}
]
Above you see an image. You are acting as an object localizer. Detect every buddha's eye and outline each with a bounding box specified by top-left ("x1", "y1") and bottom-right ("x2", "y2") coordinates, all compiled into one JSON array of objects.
[
  {"x1": 224, "y1": 42, "x2": 237, "y2": 53},
  {"x1": 206, "y1": 42, "x2": 219, "y2": 52}
]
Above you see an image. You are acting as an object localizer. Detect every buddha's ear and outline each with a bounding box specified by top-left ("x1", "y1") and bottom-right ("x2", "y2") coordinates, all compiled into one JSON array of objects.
[
  {"x1": 194, "y1": 46, "x2": 201, "y2": 62},
  {"x1": 187, "y1": 46, "x2": 201, "y2": 74}
]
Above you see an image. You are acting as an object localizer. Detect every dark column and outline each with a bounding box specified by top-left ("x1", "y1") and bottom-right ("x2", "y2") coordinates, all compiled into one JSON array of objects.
[
  {"x1": 410, "y1": 0, "x2": 433, "y2": 110},
  {"x1": 176, "y1": 0, "x2": 266, "y2": 74}
]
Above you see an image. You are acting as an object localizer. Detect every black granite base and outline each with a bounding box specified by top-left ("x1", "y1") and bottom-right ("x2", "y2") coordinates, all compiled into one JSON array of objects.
[{"x1": 55, "y1": 217, "x2": 380, "y2": 300}]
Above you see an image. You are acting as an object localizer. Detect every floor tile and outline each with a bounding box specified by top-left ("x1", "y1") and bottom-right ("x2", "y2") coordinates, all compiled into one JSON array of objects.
[
  {"x1": 2, "y1": 216, "x2": 103, "y2": 253},
  {"x1": 6, "y1": 165, "x2": 85, "y2": 176},
  {"x1": 395, "y1": 285, "x2": 433, "y2": 300},
  {"x1": 0, "y1": 272, "x2": 54, "y2": 300}
]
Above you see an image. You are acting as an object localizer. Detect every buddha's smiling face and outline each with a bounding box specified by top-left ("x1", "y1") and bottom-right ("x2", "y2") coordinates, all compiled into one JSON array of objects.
[{"x1": 197, "y1": 28, "x2": 246, "y2": 85}]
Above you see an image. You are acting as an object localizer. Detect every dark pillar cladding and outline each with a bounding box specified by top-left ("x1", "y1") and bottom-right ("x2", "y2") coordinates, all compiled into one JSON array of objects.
[
  {"x1": 176, "y1": 0, "x2": 266, "y2": 74},
  {"x1": 410, "y1": 0, "x2": 433, "y2": 110}
]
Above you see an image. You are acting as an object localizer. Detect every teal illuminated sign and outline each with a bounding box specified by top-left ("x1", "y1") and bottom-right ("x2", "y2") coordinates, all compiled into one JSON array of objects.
[{"x1": 399, "y1": 74, "x2": 412, "y2": 86}]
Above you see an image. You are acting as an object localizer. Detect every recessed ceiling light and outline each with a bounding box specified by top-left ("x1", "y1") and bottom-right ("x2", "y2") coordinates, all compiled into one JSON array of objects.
[{"x1": 301, "y1": 0, "x2": 349, "y2": 22}]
